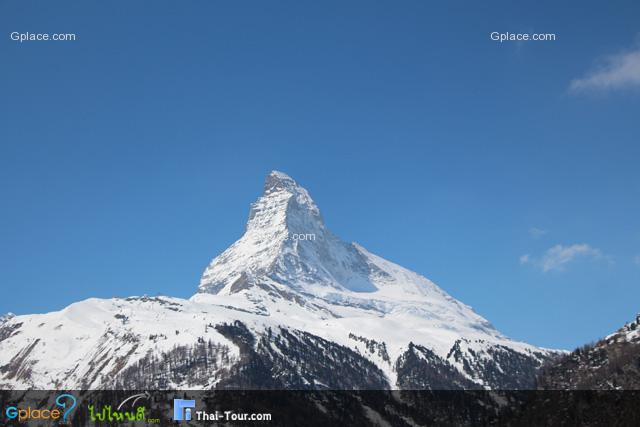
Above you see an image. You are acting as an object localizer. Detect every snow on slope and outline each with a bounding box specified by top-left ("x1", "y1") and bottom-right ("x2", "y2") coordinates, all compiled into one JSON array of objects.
[
  {"x1": 193, "y1": 172, "x2": 548, "y2": 369},
  {"x1": 604, "y1": 313, "x2": 640, "y2": 343},
  {"x1": 0, "y1": 296, "x2": 243, "y2": 389},
  {"x1": 0, "y1": 171, "x2": 554, "y2": 389}
]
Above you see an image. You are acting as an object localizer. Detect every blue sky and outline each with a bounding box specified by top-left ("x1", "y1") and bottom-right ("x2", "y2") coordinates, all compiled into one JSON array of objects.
[{"x1": 1, "y1": 1, "x2": 639, "y2": 350}]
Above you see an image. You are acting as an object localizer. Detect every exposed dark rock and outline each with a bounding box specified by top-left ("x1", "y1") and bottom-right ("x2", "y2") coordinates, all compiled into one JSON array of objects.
[
  {"x1": 538, "y1": 314, "x2": 640, "y2": 390},
  {"x1": 215, "y1": 321, "x2": 389, "y2": 390}
]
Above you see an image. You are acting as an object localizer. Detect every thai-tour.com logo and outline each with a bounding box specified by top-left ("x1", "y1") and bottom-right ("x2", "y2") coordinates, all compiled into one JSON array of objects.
[
  {"x1": 5, "y1": 393, "x2": 77, "y2": 422},
  {"x1": 173, "y1": 398, "x2": 272, "y2": 423},
  {"x1": 173, "y1": 399, "x2": 195, "y2": 421}
]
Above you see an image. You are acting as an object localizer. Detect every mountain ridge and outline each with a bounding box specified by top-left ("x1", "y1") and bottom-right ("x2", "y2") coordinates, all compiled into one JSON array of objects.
[
  {"x1": 0, "y1": 171, "x2": 557, "y2": 390},
  {"x1": 538, "y1": 313, "x2": 640, "y2": 390}
]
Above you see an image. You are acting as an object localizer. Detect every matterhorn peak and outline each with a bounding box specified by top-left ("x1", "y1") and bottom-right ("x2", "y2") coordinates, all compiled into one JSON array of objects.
[
  {"x1": 195, "y1": 171, "x2": 457, "y2": 303},
  {"x1": 250, "y1": 170, "x2": 323, "y2": 230},
  {"x1": 263, "y1": 170, "x2": 300, "y2": 193},
  {"x1": 196, "y1": 171, "x2": 384, "y2": 296}
]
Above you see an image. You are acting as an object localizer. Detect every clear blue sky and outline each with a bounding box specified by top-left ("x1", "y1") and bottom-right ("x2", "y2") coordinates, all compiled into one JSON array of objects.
[{"x1": 1, "y1": 1, "x2": 639, "y2": 350}]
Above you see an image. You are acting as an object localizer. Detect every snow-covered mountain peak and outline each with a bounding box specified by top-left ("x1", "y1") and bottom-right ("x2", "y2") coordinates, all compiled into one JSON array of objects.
[
  {"x1": 247, "y1": 170, "x2": 324, "y2": 235},
  {"x1": 195, "y1": 171, "x2": 494, "y2": 339},
  {"x1": 0, "y1": 171, "x2": 558, "y2": 391},
  {"x1": 264, "y1": 170, "x2": 306, "y2": 195},
  {"x1": 191, "y1": 171, "x2": 552, "y2": 368},
  {"x1": 198, "y1": 172, "x2": 380, "y2": 296}
]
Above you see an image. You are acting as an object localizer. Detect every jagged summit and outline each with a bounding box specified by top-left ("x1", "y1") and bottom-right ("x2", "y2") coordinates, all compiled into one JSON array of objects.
[
  {"x1": 264, "y1": 170, "x2": 303, "y2": 193},
  {"x1": 197, "y1": 171, "x2": 390, "y2": 296},
  {"x1": 248, "y1": 170, "x2": 323, "y2": 233}
]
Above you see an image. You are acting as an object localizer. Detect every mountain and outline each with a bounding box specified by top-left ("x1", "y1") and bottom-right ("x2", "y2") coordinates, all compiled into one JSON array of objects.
[
  {"x1": 0, "y1": 313, "x2": 14, "y2": 325},
  {"x1": 0, "y1": 171, "x2": 556, "y2": 390},
  {"x1": 537, "y1": 314, "x2": 640, "y2": 390}
]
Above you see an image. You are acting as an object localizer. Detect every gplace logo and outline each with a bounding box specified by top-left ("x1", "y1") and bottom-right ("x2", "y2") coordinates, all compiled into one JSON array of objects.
[
  {"x1": 5, "y1": 393, "x2": 77, "y2": 422},
  {"x1": 173, "y1": 399, "x2": 195, "y2": 421}
]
